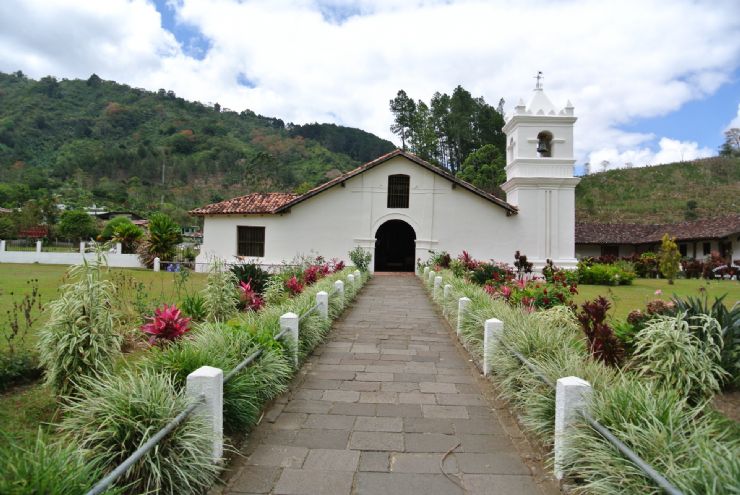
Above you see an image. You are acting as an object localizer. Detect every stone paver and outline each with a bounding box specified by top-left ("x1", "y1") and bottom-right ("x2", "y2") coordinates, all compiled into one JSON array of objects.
[{"x1": 222, "y1": 274, "x2": 553, "y2": 494}]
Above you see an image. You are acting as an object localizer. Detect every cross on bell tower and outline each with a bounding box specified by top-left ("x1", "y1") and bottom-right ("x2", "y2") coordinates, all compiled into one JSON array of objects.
[{"x1": 534, "y1": 71, "x2": 543, "y2": 90}]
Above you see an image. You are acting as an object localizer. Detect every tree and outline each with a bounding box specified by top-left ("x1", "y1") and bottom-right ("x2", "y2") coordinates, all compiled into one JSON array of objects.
[
  {"x1": 100, "y1": 216, "x2": 143, "y2": 253},
  {"x1": 684, "y1": 200, "x2": 698, "y2": 220},
  {"x1": 137, "y1": 213, "x2": 182, "y2": 267},
  {"x1": 0, "y1": 217, "x2": 17, "y2": 238},
  {"x1": 658, "y1": 234, "x2": 681, "y2": 284},
  {"x1": 719, "y1": 128, "x2": 740, "y2": 157},
  {"x1": 457, "y1": 144, "x2": 506, "y2": 194},
  {"x1": 58, "y1": 210, "x2": 98, "y2": 241},
  {"x1": 389, "y1": 90, "x2": 416, "y2": 150}
]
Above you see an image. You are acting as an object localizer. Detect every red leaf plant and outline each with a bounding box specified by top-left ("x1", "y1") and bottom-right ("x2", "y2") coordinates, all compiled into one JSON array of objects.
[
  {"x1": 303, "y1": 265, "x2": 321, "y2": 285},
  {"x1": 332, "y1": 259, "x2": 345, "y2": 272},
  {"x1": 141, "y1": 304, "x2": 191, "y2": 345},
  {"x1": 458, "y1": 251, "x2": 479, "y2": 270},
  {"x1": 286, "y1": 275, "x2": 304, "y2": 296},
  {"x1": 577, "y1": 297, "x2": 623, "y2": 367},
  {"x1": 239, "y1": 279, "x2": 265, "y2": 312}
]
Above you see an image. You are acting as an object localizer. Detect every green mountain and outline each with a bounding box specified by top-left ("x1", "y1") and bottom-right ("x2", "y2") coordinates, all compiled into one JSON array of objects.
[
  {"x1": 575, "y1": 156, "x2": 740, "y2": 224},
  {"x1": 0, "y1": 71, "x2": 394, "y2": 223}
]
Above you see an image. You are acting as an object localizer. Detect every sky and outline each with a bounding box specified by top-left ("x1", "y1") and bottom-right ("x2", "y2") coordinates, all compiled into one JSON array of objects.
[{"x1": 0, "y1": 0, "x2": 739, "y2": 171}]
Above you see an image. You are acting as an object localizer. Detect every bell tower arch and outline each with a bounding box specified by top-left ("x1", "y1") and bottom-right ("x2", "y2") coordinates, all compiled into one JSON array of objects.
[{"x1": 501, "y1": 75, "x2": 580, "y2": 268}]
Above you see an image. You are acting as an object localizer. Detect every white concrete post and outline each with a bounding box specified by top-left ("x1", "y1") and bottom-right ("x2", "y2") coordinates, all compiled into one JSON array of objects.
[
  {"x1": 115, "y1": 242, "x2": 122, "y2": 255},
  {"x1": 280, "y1": 312, "x2": 300, "y2": 366},
  {"x1": 457, "y1": 297, "x2": 471, "y2": 336},
  {"x1": 347, "y1": 274, "x2": 355, "y2": 290},
  {"x1": 354, "y1": 269, "x2": 361, "y2": 282},
  {"x1": 554, "y1": 376, "x2": 592, "y2": 480},
  {"x1": 483, "y1": 318, "x2": 503, "y2": 377},
  {"x1": 186, "y1": 365, "x2": 223, "y2": 462},
  {"x1": 0, "y1": 240, "x2": 5, "y2": 252},
  {"x1": 79, "y1": 241, "x2": 85, "y2": 254},
  {"x1": 442, "y1": 284, "x2": 452, "y2": 316},
  {"x1": 423, "y1": 266, "x2": 430, "y2": 277},
  {"x1": 153, "y1": 257, "x2": 161, "y2": 272},
  {"x1": 433, "y1": 276, "x2": 442, "y2": 299},
  {"x1": 428, "y1": 270, "x2": 435, "y2": 286},
  {"x1": 35, "y1": 240, "x2": 42, "y2": 253},
  {"x1": 334, "y1": 280, "x2": 345, "y2": 306},
  {"x1": 316, "y1": 291, "x2": 329, "y2": 319}
]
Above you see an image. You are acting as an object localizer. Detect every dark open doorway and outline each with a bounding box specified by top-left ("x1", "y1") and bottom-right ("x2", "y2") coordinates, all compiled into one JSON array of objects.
[{"x1": 374, "y1": 220, "x2": 416, "y2": 272}]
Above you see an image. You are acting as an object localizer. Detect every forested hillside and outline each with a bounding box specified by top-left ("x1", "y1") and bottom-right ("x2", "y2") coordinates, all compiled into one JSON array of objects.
[
  {"x1": 0, "y1": 71, "x2": 393, "y2": 223},
  {"x1": 575, "y1": 156, "x2": 740, "y2": 224}
]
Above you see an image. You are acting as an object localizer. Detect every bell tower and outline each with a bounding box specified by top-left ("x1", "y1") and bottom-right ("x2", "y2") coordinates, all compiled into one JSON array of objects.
[{"x1": 501, "y1": 75, "x2": 580, "y2": 268}]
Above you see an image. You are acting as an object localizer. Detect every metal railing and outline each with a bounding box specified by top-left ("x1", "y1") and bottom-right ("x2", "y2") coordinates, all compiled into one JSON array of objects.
[{"x1": 85, "y1": 271, "x2": 363, "y2": 495}]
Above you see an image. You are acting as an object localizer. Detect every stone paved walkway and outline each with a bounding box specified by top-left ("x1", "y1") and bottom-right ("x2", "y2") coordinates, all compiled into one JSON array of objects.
[{"x1": 221, "y1": 274, "x2": 555, "y2": 495}]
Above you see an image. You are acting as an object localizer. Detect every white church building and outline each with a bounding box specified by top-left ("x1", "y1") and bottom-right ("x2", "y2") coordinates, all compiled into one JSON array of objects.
[{"x1": 192, "y1": 87, "x2": 580, "y2": 272}]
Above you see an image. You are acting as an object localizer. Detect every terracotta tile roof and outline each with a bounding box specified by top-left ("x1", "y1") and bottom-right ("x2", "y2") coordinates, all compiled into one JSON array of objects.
[
  {"x1": 191, "y1": 149, "x2": 517, "y2": 216},
  {"x1": 190, "y1": 192, "x2": 299, "y2": 215},
  {"x1": 576, "y1": 215, "x2": 740, "y2": 244}
]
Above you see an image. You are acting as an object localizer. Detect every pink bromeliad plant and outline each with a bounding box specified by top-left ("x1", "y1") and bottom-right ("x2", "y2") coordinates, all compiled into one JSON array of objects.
[
  {"x1": 286, "y1": 275, "x2": 304, "y2": 296},
  {"x1": 239, "y1": 279, "x2": 265, "y2": 311},
  {"x1": 141, "y1": 304, "x2": 191, "y2": 345}
]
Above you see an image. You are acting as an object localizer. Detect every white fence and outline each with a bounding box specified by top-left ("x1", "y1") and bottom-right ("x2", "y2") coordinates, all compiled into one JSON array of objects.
[{"x1": 0, "y1": 240, "x2": 144, "y2": 268}]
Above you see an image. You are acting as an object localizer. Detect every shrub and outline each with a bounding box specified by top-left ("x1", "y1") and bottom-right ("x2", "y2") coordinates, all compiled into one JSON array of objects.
[
  {"x1": 513, "y1": 250, "x2": 533, "y2": 279},
  {"x1": 147, "y1": 323, "x2": 292, "y2": 431},
  {"x1": 231, "y1": 263, "x2": 270, "y2": 294},
  {"x1": 286, "y1": 275, "x2": 304, "y2": 296},
  {"x1": 137, "y1": 213, "x2": 182, "y2": 268},
  {"x1": 37, "y1": 255, "x2": 121, "y2": 396},
  {"x1": 348, "y1": 246, "x2": 372, "y2": 272},
  {"x1": 470, "y1": 261, "x2": 514, "y2": 286},
  {"x1": 263, "y1": 275, "x2": 289, "y2": 305},
  {"x1": 658, "y1": 234, "x2": 681, "y2": 284},
  {"x1": 141, "y1": 304, "x2": 192, "y2": 345},
  {"x1": 577, "y1": 297, "x2": 624, "y2": 366},
  {"x1": 57, "y1": 209, "x2": 98, "y2": 241},
  {"x1": 58, "y1": 369, "x2": 218, "y2": 493},
  {"x1": 428, "y1": 250, "x2": 452, "y2": 269},
  {"x1": 457, "y1": 250, "x2": 479, "y2": 270},
  {"x1": 0, "y1": 216, "x2": 17, "y2": 238},
  {"x1": 577, "y1": 261, "x2": 635, "y2": 285},
  {"x1": 302, "y1": 264, "x2": 321, "y2": 285},
  {"x1": 201, "y1": 259, "x2": 239, "y2": 322},
  {"x1": 239, "y1": 280, "x2": 265, "y2": 311},
  {"x1": 670, "y1": 294, "x2": 740, "y2": 387},
  {"x1": 632, "y1": 252, "x2": 659, "y2": 278},
  {"x1": 631, "y1": 314, "x2": 726, "y2": 403},
  {"x1": 180, "y1": 293, "x2": 207, "y2": 322},
  {"x1": 0, "y1": 431, "x2": 120, "y2": 495}
]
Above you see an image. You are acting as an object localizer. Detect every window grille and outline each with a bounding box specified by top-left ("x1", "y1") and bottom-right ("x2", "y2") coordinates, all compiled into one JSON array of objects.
[
  {"x1": 237, "y1": 226, "x2": 265, "y2": 257},
  {"x1": 387, "y1": 175, "x2": 410, "y2": 208}
]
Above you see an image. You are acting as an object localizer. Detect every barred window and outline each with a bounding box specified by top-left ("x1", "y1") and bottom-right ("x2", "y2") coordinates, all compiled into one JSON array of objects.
[
  {"x1": 387, "y1": 174, "x2": 410, "y2": 208},
  {"x1": 237, "y1": 226, "x2": 265, "y2": 257}
]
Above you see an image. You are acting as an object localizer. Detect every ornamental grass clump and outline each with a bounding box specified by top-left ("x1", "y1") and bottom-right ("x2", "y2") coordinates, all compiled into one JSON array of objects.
[
  {"x1": 146, "y1": 323, "x2": 292, "y2": 431},
  {"x1": 563, "y1": 378, "x2": 740, "y2": 495},
  {"x1": 630, "y1": 313, "x2": 727, "y2": 403},
  {"x1": 0, "y1": 431, "x2": 121, "y2": 495},
  {"x1": 141, "y1": 304, "x2": 192, "y2": 345},
  {"x1": 58, "y1": 368, "x2": 218, "y2": 494},
  {"x1": 38, "y1": 255, "x2": 121, "y2": 396},
  {"x1": 202, "y1": 259, "x2": 239, "y2": 322}
]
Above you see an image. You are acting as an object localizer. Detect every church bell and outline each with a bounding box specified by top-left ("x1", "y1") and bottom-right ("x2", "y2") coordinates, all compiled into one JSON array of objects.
[{"x1": 536, "y1": 138, "x2": 550, "y2": 154}]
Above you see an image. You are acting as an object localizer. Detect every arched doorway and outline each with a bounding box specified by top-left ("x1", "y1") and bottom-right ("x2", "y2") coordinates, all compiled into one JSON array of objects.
[{"x1": 374, "y1": 220, "x2": 416, "y2": 272}]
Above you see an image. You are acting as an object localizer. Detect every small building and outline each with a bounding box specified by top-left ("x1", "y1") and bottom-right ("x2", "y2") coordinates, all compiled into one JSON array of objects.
[
  {"x1": 192, "y1": 86, "x2": 581, "y2": 272},
  {"x1": 575, "y1": 215, "x2": 740, "y2": 262}
]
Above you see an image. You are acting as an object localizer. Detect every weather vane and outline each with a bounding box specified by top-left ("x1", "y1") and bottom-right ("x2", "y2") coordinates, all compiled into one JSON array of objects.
[{"x1": 534, "y1": 71, "x2": 543, "y2": 90}]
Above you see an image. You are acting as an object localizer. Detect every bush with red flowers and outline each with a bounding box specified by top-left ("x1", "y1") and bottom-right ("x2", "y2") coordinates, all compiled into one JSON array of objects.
[{"x1": 239, "y1": 280, "x2": 265, "y2": 312}]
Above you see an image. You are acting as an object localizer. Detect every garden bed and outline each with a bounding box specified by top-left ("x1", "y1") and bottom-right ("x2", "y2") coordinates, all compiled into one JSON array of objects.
[{"x1": 418, "y1": 252, "x2": 739, "y2": 494}]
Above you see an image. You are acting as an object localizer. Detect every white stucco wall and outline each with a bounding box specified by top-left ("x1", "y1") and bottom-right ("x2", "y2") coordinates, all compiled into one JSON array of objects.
[
  {"x1": 0, "y1": 251, "x2": 143, "y2": 267},
  {"x1": 196, "y1": 156, "x2": 576, "y2": 271}
]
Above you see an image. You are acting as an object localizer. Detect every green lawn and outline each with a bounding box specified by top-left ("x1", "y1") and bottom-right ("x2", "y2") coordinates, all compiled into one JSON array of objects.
[
  {"x1": 1, "y1": 263, "x2": 208, "y2": 443},
  {"x1": 0, "y1": 263, "x2": 208, "y2": 351},
  {"x1": 574, "y1": 278, "x2": 740, "y2": 320}
]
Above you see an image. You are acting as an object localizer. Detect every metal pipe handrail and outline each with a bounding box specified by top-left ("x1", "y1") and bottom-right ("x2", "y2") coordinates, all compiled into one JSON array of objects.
[
  {"x1": 489, "y1": 330, "x2": 684, "y2": 495},
  {"x1": 86, "y1": 394, "x2": 205, "y2": 495},
  {"x1": 87, "y1": 274, "x2": 356, "y2": 494}
]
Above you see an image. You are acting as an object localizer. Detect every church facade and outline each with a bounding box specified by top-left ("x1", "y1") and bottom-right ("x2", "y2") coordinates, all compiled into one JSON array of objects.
[{"x1": 192, "y1": 88, "x2": 580, "y2": 272}]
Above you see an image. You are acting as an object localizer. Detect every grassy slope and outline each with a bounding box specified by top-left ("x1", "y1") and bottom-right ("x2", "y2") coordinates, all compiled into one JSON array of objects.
[
  {"x1": 575, "y1": 278, "x2": 740, "y2": 320},
  {"x1": 575, "y1": 156, "x2": 740, "y2": 224}
]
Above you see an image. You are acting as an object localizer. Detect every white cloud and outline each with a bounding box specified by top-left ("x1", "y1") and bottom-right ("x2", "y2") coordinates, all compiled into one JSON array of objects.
[
  {"x1": 0, "y1": 0, "x2": 739, "y2": 167},
  {"x1": 587, "y1": 137, "x2": 713, "y2": 172},
  {"x1": 727, "y1": 103, "x2": 740, "y2": 130}
]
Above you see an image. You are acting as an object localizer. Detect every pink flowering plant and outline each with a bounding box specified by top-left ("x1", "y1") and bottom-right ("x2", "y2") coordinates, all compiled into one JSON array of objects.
[
  {"x1": 141, "y1": 304, "x2": 192, "y2": 345},
  {"x1": 239, "y1": 279, "x2": 265, "y2": 312}
]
